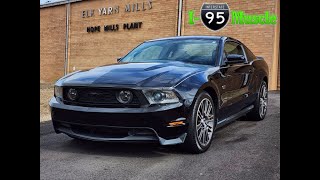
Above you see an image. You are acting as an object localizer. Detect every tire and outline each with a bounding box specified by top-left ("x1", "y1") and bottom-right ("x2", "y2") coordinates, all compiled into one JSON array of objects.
[
  {"x1": 182, "y1": 91, "x2": 216, "y2": 153},
  {"x1": 247, "y1": 81, "x2": 268, "y2": 121}
]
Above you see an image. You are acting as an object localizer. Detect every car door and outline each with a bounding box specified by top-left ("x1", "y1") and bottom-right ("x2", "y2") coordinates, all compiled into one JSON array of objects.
[
  {"x1": 241, "y1": 44, "x2": 258, "y2": 107},
  {"x1": 217, "y1": 40, "x2": 252, "y2": 119}
]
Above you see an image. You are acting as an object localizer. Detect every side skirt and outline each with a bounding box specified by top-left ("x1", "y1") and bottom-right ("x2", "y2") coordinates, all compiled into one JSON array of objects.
[{"x1": 216, "y1": 105, "x2": 254, "y2": 129}]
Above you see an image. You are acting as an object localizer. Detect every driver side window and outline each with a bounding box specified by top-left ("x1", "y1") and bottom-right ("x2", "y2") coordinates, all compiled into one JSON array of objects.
[{"x1": 223, "y1": 41, "x2": 244, "y2": 61}]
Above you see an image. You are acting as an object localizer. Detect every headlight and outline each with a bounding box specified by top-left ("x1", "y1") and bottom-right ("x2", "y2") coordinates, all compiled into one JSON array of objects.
[
  {"x1": 54, "y1": 86, "x2": 63, "y2": 99},
  {"x1": 143, "y1": 90, "x2": 179, "y2": 105}
]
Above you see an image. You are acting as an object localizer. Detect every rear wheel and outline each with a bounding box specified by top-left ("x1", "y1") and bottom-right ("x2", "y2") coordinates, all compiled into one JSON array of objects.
[
  {"x1": 182, "y1": 92, "x2": 216, "y2": 153},
  {"x1": 247, "y1": 81, "x2": 268, "y2": 121}
]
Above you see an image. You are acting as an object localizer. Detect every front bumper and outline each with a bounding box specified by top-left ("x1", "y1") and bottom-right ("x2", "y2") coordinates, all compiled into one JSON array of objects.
[{"x1": 49, "y1": 97, "x2": 189, "y2": 145}]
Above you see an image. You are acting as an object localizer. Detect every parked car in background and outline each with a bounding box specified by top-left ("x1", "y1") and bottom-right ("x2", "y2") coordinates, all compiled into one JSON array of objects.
[{"x1": 50, "y1": 36, "x2": 269, "y2": 153}]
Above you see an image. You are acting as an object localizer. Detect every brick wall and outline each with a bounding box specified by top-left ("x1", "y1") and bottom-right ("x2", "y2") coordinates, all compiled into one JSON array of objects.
[
  {"x1": 40, "y1": 0, "x2": 280, "y2": 90},
  {"x1": 40, "y1": 5, "x2": 66, "y2": 83},
  {"x1": 182, "y1": 0, "x2": 278, "y2": 89},
  {"x1": 68, "y1": 0, "x2": 179, "y2": 71}
]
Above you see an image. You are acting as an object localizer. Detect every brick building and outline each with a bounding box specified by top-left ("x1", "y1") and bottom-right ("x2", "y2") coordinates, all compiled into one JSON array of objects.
[{"x1": 40, "y1": 0, "x2": 280, "y2": 90}]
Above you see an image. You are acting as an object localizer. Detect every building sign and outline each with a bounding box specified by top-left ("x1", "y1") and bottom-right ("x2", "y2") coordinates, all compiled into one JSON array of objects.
[
  {"x1": 87, "y1": 22, "x2": 143, "y2": 33},
  {"x1": 82, "y1": 0, "x2": 152, "y2": 33}
]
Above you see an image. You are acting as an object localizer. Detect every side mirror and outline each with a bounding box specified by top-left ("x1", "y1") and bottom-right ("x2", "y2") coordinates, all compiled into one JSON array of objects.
[
  {"x1": 117, "y1": 57, "x2": 122, "y2": 62},
  {"x1": 225, "y1": 54, "x2": 245, "y2": 64}
]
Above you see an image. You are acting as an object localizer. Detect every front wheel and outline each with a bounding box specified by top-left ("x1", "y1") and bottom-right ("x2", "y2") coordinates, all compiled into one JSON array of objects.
[
  {"x1": 182, "y1": 92, "x2": 216, "y2": 153},
  {"x1": 247, "y1": 81, "x2": 268, "y2": 121}
]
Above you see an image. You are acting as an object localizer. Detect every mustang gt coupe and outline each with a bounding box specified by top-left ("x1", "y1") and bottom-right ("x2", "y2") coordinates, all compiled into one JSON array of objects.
[{"x1": 50, "y1": 36, "x2": 269, "y2": 153}]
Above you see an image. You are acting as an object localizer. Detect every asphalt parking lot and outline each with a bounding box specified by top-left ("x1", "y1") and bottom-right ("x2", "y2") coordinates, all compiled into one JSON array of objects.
[{"x1": 40, "y1": 91, "x2": 280, "y2": 180}]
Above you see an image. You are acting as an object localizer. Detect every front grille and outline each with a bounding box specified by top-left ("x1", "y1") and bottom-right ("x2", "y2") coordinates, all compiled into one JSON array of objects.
[
  {"x1": 71, "y1": 125, "x2": 132, "y2": 138},
  {"x1": 56, "y1": 122, "x2": 157, "y2": 139},
  {"x1": 62, "y1": 87, "x2": 144, "y2": 108}
]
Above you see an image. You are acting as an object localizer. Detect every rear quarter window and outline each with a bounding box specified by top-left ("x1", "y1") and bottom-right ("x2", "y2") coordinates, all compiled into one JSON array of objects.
[{"x1": 243, "y1": 45, "x2": 256, "y2": 62}]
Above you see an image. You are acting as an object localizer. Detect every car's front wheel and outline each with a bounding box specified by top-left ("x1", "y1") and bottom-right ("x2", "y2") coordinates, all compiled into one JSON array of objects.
[{"x1": 182, "y1": 92, "x2": 216, "y2": 153}]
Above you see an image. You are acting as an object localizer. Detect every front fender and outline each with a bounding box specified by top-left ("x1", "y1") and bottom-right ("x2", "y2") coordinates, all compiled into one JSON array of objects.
[{"x1": 173, "y1": 69, "x2": 221, "y2": 110}]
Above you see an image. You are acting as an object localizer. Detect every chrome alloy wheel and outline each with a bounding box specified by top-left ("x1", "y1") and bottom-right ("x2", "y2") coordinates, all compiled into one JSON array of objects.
[
  {"x1": 259, "y1": 83, "x2": 268, "y2": 118},
  {"x1": 196, "y1": 98, "x2": 215, "y2": 147}
]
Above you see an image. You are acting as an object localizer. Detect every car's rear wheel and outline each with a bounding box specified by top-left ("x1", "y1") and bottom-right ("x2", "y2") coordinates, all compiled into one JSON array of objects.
[
  {"x1": 247, "y1": 81, "x2": 268, "y2": 121},
  {"x1": 182, "y1": 92, "x2": 216, "y2": 153}
]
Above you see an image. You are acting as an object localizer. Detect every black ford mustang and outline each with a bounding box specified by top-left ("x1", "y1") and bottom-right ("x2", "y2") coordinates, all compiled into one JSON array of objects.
[{"x1": 50, "y1": 36, "x2": 268, "y2": 153}]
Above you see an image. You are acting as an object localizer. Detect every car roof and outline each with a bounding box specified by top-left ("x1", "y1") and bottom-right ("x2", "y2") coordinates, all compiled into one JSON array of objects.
[
  {"x1": 145, "y1": 36, "x2": 242, "y2": 44},
  {"x1": 145, "y1": 36, "x2": 229, "y2": 42}
]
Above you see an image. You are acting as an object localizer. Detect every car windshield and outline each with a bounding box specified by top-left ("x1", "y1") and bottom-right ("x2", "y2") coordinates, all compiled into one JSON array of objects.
[{"x1": 120, "y1": 39, "x2": 219, "y2": 65}]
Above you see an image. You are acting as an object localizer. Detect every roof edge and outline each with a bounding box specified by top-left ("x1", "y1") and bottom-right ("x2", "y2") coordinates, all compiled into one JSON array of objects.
[
  {"x1": 145, "y1": 35, "x2": 225, "y2": 42},
  {"x1": 40, "y1": 0, "x2": 82, "y2": 8}
]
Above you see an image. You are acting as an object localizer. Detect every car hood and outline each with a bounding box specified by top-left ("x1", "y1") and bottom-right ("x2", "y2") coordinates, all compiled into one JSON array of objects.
[{"x1": 59, "y1": 62, "x2": 215, "y2": 87}]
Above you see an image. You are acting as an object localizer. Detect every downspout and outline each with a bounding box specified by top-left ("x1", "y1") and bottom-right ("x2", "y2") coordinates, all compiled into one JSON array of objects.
[
  {"x1": 270, "y1": 0, "x2": 280, "y2": 90},
  {"x1": 64, "y1": 1, "x2": 70, "y2": 75},
  {"x1": 177, "y1": 0, "x2": 183, "y2": 36}
]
